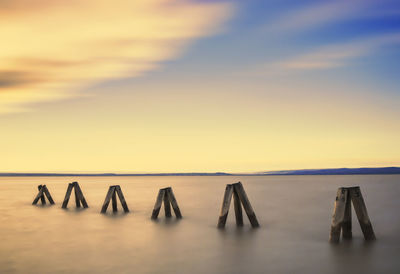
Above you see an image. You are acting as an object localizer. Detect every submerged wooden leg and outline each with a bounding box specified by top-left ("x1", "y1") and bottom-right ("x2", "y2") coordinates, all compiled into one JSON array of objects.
[
  {"x1": 342, "y1": 190, "x2": 352, "y2": 239},
  {"x1": 101, "y1": 186, "x2": 115, "y2": 213},
  {"x1": 163, "y1": 189, "x2": 172, "y2": 218},
  {"x1": 167, "y1": 188, "x2": 182, "y2": 218},
  {"x1": 42, "y1": 185, "x2": 55, "y2": 205},
  {"x1": 73, "y1": 183, "x2": 81, "y2": 208},
  {"x1": 115, "y1": 186, "x2": 129, "y2": 213},
  {"x1": 32, "y1": 186, "x2": 45, "y2": 205},
  {"x1": 329, "y1": 188, "x2": 348, "y2": 243},
  {"x1": 62, "y1": 183, "x2": 74, "y2": 209},
  {"x1": 233, "y1": 182, "x2": 259, "y2": 228},
  {"x1": 151, "y1": 189, "x2": 165, "y2": 219},
  {"x1": 112, "y1": 189, "x2": 118, "y2": 213},
  {"x1": 233, "y1": 188, "x2": 243, "y2": 226},
  {"x1": 74, "y1": 183, "x2": 89, "y2": 208},
  {"x1": 38, "y1": 185, "x2": 46, "y2": 205},
  {"x1": 349, "y1": 187, "x2": 376, "y2": 241},
  {"x1": 217, "y1": 184, "x2": 233, "y2": 228}
]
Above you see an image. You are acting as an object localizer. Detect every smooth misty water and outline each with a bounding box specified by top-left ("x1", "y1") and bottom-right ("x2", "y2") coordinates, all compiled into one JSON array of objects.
[{"x1": 0, "y1": 175, "x2": 399, "y2": 274}]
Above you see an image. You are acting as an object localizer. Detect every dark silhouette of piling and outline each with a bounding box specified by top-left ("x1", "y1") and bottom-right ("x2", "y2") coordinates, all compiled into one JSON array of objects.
[
  {"x1": 61, "y1": 182, "x2": 89, "y2": 209},
  {"x1": 151, "y1": 187, "x2": 182, "y2": 219},
  {"x1": 32, "y1": 185, "x2": 55, "y2": 205},
  {"x1": 217, "y1": 182, "x2": 259, "y2": 228},
  {"x1": 329, "y1": 186, "x2": 376, "y2": 243},
  {"x1": 101, "y1": 185, "x2": 129, "y2": 213}
]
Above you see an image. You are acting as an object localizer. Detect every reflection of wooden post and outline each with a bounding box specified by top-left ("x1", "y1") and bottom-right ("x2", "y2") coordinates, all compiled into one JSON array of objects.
[
  {"x1": 32, "y1": 185, "x2": 55, "y2": 205},
  {"x1": 62, "y1": 182, "x2": 89, "y2": 209},
  {"x1": 329, "y1": 186, "x2": 375, "y2": 243},
  {"x1": 217, "y1": 182, "x2": 259, "y2": 228},
  {"x1": 151, "y1": 187, "x2": 182, "y2": 219},
  {"x1": 101, "y1": 185, "x2": 129, "y2": 214}
]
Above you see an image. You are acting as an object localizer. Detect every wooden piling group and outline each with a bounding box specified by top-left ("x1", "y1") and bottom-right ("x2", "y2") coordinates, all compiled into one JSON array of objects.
[
  {"x1": 151, "y1": 187, "x2": 182, "y2": 219},
  {"x1": 218, "y1": 182, "x2": 259, "y2": 228},
  {"x1": 32, "y1": 181, "x2": 379, "y2": 242},
  {"x1": 32, "y1": 185, "x2": 55, "y2": 205},
  {"x1": 101, "y1": 185, "x2": 129, "y2": 213},
  {"x1": 62, "y1": 182, "x2": 88, "y2": 209},
  {"x1": 329, "y1": 186, "x2": 376, "y2": 243}
]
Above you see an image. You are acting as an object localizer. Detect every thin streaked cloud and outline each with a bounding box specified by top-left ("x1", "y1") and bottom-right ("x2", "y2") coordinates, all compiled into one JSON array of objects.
[
  {"x1": 261, "y1": 33, "x2": 400, "y2": 72},
  {"x1": 265, "y1": 0, "x2": 395, "y2": 33}
]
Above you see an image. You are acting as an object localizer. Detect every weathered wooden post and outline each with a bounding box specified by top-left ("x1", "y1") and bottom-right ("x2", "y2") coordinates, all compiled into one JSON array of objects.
[
  {"x1": 32, "y1": 185, "x2": 55, "y2": 205},
  {"x1": 101, "y1": 185, "x2": 129, "y2": 213},
  {"x1": 151, "y1": 187, "x2": 182, "y2": 219},
  {"x1": 329, "y1": 186, "x2": 376, "y2": 243},
  {"x1": 217, "y1": 182, "x2": 259, "y2": 228},
  {"x1": 61, "y1": 182, "x2": 89, "y2": 209}
]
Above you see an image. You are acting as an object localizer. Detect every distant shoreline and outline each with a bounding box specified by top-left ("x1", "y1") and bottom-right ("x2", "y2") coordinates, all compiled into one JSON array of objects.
[{"x1": 1, "y1": 167, "x2": 400, "y2": 176}]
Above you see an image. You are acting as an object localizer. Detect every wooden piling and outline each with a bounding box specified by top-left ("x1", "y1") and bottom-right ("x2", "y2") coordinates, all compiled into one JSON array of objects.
[
  {"x1": 115, "y1": 186, "x2": 129, "y2": 213},
  {"x1": 112, "y1": 189, "x2": 118, "y2": 212},
  {"x1": 166, "y1": 187, "x2": 182, "y2": 218},
  {"x1": 163, "y1": 189, "x2": 172, "y2": 218},
  {"x1": 329, "y1": 186, "x2": 376, "y2": 243},
  {"x1": 74, "y1": 184, "x2": 81, "y2": 208},
  {"x1": 101, "y1": 186, "x2": 115, "y2": 213},
  {"x1": 233, "y1": 182, "x2": 259, "y2": 228},
  {"x1": 74, "y1": 183, "x2": 88, "y2": 208},
  {"x1": 38, "y1": 185, "x2": 46, "y2": 205},
  {"x1": 32, "y1": 186, "x2": 45, "y2": 205},
  {"x1": 349, "y1": 187, "x2": 376, "y2": 241},
  {"x1": 233, "y1": 188, "x2": 243, "y2": 226},
  {"x1": 61, "y1": 183, "x2": 74, "y2": 209},
  {"x1": 42, "y1": 185, "x2": 55, "y2": 204},
  {"x1": 62, "y1": 182, "x2": 89, "y2": 209},
  {"x1": 33, "y1": 185, "x2": 55, "y2": 205},
  {"x1": 151, "y1": 189, "x2": 165, "y2": 219},
  {"x1": 217, "y1": 184, "x2": 234, "y2": 228},
  {"x1": 151, "y1": 187, "x2": 182, "y2": 219},
  {"x1": 329, "y1": 188, "x2": 348, "y2": 243},
  {"x1": 342, "y1": 190, "x2": 352, "y2": 239}
]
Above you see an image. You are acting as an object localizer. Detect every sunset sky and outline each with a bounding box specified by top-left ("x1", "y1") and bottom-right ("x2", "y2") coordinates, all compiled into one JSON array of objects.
[{"x1": 1, "y1": 0, "x2": 400, "y2": 173}]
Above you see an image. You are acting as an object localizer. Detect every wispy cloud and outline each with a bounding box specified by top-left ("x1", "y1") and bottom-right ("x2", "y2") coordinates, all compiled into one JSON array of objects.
[
  {"x1": 265, "y1": 0, "x2": 396, "y2": 33},
  {"x1": 263, "y1": 33, "x2": 400, "y2": 72},
  {"x1": 0, "y1": 0, "x2": 233, "y2": 114}
]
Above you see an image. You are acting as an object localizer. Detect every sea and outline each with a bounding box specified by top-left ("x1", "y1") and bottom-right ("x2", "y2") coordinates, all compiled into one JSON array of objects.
[{"x1": 0, "y1": 175, "x2": 399, "y2": 274}]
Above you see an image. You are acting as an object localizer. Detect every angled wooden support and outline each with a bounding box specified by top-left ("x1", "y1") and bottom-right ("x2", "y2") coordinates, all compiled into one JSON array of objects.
[
  {"x1": 101, "y1": 185, "x2": 129, "y2": 214},
  {"x1": 329, "y1": 186, "x2": 376, "y2": 243},
  {"x1": 217, "y1": 182, "x2": 259, "y2": 228},
  {"x1": 32, "y1": 185, "x2": 55, "y2": 205},
  {"x1": 151, "y1": 187, "x2": 182, "y2": 219},
  {"x1": 61, "y1": 182, "x2": 89, "y2": 209}
]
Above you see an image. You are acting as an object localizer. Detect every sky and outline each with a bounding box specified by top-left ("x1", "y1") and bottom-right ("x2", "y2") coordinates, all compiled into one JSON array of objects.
[{"x1": 1, "y1": 0, "x2": 400, "y2": 173}]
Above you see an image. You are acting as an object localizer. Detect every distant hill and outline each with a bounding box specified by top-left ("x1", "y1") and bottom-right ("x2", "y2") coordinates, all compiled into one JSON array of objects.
[
  {"x1": 255, "y1": 167, "x2": 400, "y2": 175},
  {"x1": 0, "y1": 167, "x2": 399, "y2": 176}
]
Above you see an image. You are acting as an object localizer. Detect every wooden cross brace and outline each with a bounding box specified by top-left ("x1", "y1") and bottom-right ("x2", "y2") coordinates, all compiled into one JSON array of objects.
[
  {"x1": 32, "y1": 185, "x2": 55, "y2": 205},
  {"x1": 329, "y1": 186, "x2": 376, "y2": 243},
  {"x1": 61, "y1": 182, "x2": 89, "y2": 209},
  {"x1": 151, "y1": 187, "x2": 182, "y2": 219},
  {"x1": 101, "y1": 185, "x2": 129, "y2": 213},
  {"x1": 217, "y1": 182, "x2": 259, "y2": 228}
]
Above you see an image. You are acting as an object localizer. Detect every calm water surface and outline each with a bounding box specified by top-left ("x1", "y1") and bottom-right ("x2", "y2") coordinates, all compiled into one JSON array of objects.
[{"x1": 0, "y1": 175, "x2": 399, "y2": 274}]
